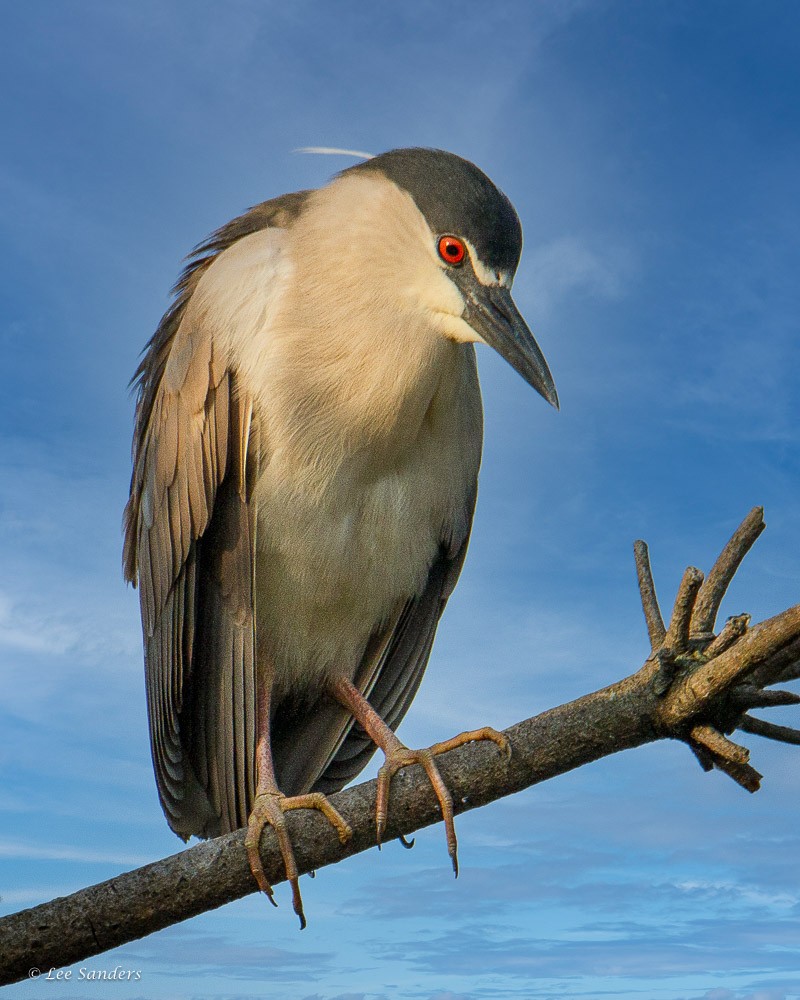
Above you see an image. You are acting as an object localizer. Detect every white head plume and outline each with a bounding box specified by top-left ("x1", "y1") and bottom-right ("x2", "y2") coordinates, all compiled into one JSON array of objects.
[{"x1": 294, "y1": 146, "x2": 374, "y2": 160}]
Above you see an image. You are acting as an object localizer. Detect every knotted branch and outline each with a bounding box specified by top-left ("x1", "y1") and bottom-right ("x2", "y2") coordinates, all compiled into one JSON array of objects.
[
  {"x1": 634, "y1": 507, "x2": 800, "y2": 791},
  {"x1": 1, "y1": 507, "x2": 798, "y2": 986}
]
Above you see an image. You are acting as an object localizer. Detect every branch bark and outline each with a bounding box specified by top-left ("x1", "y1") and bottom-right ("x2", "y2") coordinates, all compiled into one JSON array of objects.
[{"x1": 2, "y1": 508, "x2": 798, "y2": 986}]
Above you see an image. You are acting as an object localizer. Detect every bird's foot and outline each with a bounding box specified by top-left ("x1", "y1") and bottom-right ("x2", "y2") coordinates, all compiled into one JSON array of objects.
[
  {"x1": 244, "y1": 790, "x2": 352, "y2": 928},
  {"x1": 376, "y1": 727, "x2": 510, "y2": 876}
]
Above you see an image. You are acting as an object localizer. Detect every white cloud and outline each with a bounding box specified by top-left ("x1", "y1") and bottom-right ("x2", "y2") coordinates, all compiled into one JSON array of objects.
[
  {"x1": 0, "y1": 839, "x2": 152, "y2": 866},
  {"x1": 0, "y1": 884, "x2": 83, "y2": 907},
  {"x1": 0, "y1": 590, "x2": 80, "y2": 655},
  {"x1": 521, "y1": 235, "x2": 633, "y2": 318}
]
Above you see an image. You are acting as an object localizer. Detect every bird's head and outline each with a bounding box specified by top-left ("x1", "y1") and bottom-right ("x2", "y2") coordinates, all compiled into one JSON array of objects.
[{"x1": 325, "y1": 147, "x2": 559, "y2": 409}]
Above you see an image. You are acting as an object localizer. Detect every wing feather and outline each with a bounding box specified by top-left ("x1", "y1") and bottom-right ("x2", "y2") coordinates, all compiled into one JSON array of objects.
[{"x1": 124, "y1": 192, "x2": 309, "y2": 838}]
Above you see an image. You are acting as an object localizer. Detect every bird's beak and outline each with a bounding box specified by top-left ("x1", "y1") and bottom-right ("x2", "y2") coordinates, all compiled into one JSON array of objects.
[{"x1": 465, "y1": 285, "x2": 559, "y2": 409}]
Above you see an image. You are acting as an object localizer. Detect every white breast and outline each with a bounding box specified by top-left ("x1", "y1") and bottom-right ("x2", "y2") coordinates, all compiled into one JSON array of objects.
[{"x1": 252, "y1": 339, "x2": 482, "y2": 695}]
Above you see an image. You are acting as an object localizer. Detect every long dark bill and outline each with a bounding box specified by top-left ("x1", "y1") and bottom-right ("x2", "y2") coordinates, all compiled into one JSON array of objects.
[{"x1": 465, "y1": 284, "x2": 559, "y2": 409}]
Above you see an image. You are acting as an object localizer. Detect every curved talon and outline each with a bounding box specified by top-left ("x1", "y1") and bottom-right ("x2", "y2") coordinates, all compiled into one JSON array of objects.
[
  {"x1": 326, "y1": 677, "x2": 508, "y2": 878},
  {"x1": 375, "y1": 726, "x2": 509, "y2": 876},
  {"x1": 245, "y1": 793, "x2": 284, "y2": 910},
  {"x1": 244, "y1": 790, "x2": 352, "y2": 930},
  {"x1": 419, "y1": 749, "x2": 458, "y2": 875}
]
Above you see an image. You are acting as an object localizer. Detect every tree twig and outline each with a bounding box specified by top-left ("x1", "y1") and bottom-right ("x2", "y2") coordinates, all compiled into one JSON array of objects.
[
  {"x1": 705, "y1": 614, "x2": 750, "y2": 658},
  {"x1": 657, "y1": 605, "x2": 800, "y2": 727},
  {"x1": 739, "y1": 714, "x2": 800, "y2": 745},
  {"x1": 692, "y1": 506, "x2": 765, "y2": 636},
  {"x1": 665, "y1": 566, "x2": 704, "y2": 653},
  {"x1": 634, "y1": 539, "x2": 666, "y2": 650}
]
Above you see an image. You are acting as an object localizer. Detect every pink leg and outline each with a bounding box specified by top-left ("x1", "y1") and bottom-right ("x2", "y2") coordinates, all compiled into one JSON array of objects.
[
  {"x1": 327, "y1": 675, "x2": 510, "y2": 876},
  {"x1": 244, "y1": 679, "x2": 352, "y2": 928}
]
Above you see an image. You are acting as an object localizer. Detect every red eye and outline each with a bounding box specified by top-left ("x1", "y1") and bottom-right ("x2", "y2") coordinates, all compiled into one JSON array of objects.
[{"x1": 438, "y1": 235, "x2": 465, "y2": 266}]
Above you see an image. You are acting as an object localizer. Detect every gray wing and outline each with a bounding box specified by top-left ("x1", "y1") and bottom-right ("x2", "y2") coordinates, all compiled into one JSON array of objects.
[
  {"x1": 123, "y1": 194, "x2": 307, "y2": 839},
  {"x1": 270, "y1": 513, "x2": 476, "y2": 798}
]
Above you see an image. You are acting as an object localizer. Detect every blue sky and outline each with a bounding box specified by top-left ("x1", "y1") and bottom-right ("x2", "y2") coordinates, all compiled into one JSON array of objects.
[{"x1": 1, "y1": 2, "x2": 799, "y2": 998}]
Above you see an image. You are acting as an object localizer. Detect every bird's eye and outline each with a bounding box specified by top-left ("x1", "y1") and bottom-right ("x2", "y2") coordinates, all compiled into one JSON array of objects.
[{"x1": 438, "y1": 235, "x2": 466, "y2": 266}]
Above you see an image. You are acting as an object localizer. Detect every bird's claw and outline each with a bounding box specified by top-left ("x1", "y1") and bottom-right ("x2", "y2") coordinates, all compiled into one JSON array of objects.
[
  {"x1": 376, "y1": 727, "x2": 510, "y2": 877},
  {"x1": 244, "y1": 790, "x2": 352, "y2": 929}
]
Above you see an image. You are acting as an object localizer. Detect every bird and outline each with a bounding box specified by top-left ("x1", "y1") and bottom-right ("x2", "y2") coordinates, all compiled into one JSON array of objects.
[{"x1": 123, "y1": 147, "x2": 558, "y2": 927}]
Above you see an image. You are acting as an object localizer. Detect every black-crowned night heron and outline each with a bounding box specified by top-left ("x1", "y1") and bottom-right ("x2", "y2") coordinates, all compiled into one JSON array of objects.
[{"x1": 124, "y1": 147, "x2": 558, "y2": 926}]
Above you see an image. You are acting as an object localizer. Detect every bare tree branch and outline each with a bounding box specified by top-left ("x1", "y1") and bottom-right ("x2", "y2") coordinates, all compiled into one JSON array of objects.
[
  {"x1": 665, "y1": 566, "x2": 704, "y2": 653},
  {"x1": 1, "y1": 509, "x2": 798, "y2": 987},
  {"x1": 633, "y1": 539, "x2": 666, "y2": 650},
  {"x1": 704, "y1": 613, "x2": 750, "y2": 658},
  {"x1": 692, "y1": 505, "x2": 766, "y2": 636},
  {"x1": 739, "y1": 714, "x2": 800, "y2": 745}
]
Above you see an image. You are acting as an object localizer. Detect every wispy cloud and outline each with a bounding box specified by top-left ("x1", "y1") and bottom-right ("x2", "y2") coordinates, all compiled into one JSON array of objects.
[
  {"x1": 0, "y1": 884, "x2": 86, "y2": 907},
  {"x1": 0, "y1": 589, "x2": 79, "y2": 655},
  {"x1": 682, "y1": 990, "x2": 794, "y2": 1000},
  {"x1": 379, "y1": 916, "x2": 800, "y2": 980},
  {"x1": 521, "y1": 234, "x2": 633, "y2": 319},
  {"x1": 124, "y1": 930, "x2": 335, "y2": 982},
  {"x1": 0, "y1": 839, "x2": 153, "y2": 867}
]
